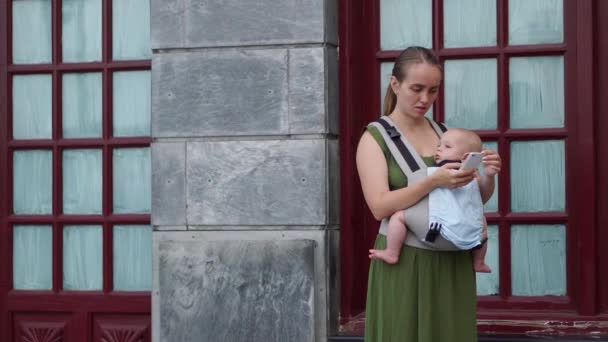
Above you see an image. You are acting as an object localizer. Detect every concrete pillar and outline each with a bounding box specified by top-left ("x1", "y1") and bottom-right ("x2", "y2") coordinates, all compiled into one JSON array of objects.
[{"x1": 150, "y1": 1, "x2": 339, "y2": 341}]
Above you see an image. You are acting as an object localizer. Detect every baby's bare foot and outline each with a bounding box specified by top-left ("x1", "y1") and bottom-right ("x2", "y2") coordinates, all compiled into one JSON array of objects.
[
  {"x1": 369, "y1": 249, "x2": 400, "y2": 264},
  {"x1": 474, "y1": 262, "x2": 492, "y2": 273}
]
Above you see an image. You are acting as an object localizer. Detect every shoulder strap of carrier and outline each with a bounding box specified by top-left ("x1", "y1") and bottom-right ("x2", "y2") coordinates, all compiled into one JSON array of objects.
[{"x1": 368, "y1": 116, "x2": 447, "y2": 176}]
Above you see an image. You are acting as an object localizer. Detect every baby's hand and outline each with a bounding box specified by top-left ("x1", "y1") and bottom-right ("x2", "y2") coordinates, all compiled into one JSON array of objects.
[{"x1": 481, "y1": 149, "x2": 501, "y2": 176}]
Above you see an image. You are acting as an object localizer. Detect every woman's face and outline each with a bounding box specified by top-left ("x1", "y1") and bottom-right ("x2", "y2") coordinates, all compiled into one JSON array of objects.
[{"x1": 391, "y1": 62, "x2": 442, "y2": 119}]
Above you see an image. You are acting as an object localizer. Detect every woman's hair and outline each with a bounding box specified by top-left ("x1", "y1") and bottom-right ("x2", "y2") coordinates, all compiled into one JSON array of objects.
[{"x1": 382, "y1": 46, "x2": 442, "y2": 116}]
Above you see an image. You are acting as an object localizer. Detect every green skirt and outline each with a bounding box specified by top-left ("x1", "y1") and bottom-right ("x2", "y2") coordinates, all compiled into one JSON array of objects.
[{"x1": 364, "y1": 235, "x2": 477, "y2": 342}]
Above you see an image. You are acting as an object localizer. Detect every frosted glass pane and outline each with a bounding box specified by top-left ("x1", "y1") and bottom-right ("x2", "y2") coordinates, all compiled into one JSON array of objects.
[
  {"x1": 380, "y1": 0, "x2": 432, "y2": 50},
  {"x1": 13, "y1": 150, "x2": 52, "y2": 214},
  {"x1": 380, "y1": 62, "x2": 433, "y2": 119},
  {"x1": 13, "y1": 225, "x2": 52, "y2": 289},
  {"x1": 510, "y1": 56, "x2": 564, "y2": 129},
  {"x1": 63, "y1": 149, "x2": 102, "y2": 214},
  {"x1": 13, "y1": 75, "x2": 52, "y2": 139},
  {"x1": 113, "y1": 71, "x2": 151, "y2": 137},
  {"x1": 444, "y1": 0, "x2": 496, "y2": 48},
  {"x1": 511, "y1": 225, "x2": 566, "y2": 295},
  {"x1": 511, "y1": 141, "x2": 564, "y2": 212},
  {"x1": 12, "y1": 0, "x2": 52, "y2": 64},
  {"x1": 481, "y1": 141, "x2": 498, "y2": 213},
  {"x1": 63, "y1": 225, "x2": 102, "y2": 290},
  {"x1": 476, "y1": 225, "x2": 499, "y2": 295},
  {"x1": 63, "y1": 73, "x2": 102, "y2": 138},
  {"x1": 113, "y1": 148, "x2": 151, "y2": 213},
  {"x1": 62, "y1": 0, "x2": 102, "y2": 62},
  {"x1": 113, "y1": 225, "x2": 152, "y2": 291},
  {"x1": 509, "y1": 0, "x2": 563, "y2": 45},
  {"x1": 112, "y1": 0, "x2": 151, "y2": 60},
  {"x1": 444, "y1": 59, "x2": 497, "y2": 130}
]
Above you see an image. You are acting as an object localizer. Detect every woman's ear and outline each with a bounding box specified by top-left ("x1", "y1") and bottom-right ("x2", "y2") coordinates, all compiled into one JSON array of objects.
[{"x1": 390, "y1": 76, "x2": 400, "y2": 95}]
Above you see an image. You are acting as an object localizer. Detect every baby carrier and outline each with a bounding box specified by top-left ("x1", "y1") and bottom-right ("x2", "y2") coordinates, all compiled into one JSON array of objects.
[{"x1": 369, "y1": 116, "x2": 480, "y2": 251}]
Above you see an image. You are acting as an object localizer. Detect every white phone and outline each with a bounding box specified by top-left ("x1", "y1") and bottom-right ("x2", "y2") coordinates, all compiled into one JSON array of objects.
[{"x1": 459, "y1": 152, "x2": 483, "y2": 171}]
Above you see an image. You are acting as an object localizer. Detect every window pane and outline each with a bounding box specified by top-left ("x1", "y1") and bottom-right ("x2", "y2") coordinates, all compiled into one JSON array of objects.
[
  {"x1": 13, "y1": 150, "x2": 52, "y2": 214},
  {"x1": 13, "y1": 225, "x2": 53, "y2": 290},
  {"x1": 113, "y1": 71, "x2": 151, "y2": 137},
  {"x1": 63, "y1": 225, "x2": 102, "y2": 290},
  {"x1": 380, "y1": 62, "x2": 432, "y2": 118},
  {"x1": 476, "y1": 225, "x2": 499, "y2": 295},
  {"x1": 113, "y1": 225, "x2": 152, "y2": 291},
  {"x1": 511, "y1": 225, "x2": 566, "y2": 296},
  {"x1": 509, "y1": 0, "x2": 563, "y2": 45},
  {"x1": 12, "y1": 0, "x2": 52, "y2": 64},
  {"x1": 13, "y1": 74, "x2": 52, "y2": 139},
  {"x1": 380, "y1": 0, "x2": 432, "y2": 50},
  {"x1": 62, "y1": 73, "x2": 102, "y2": 138},
  {"x1": 482, "y1": 141, "x2": 498, "y2": 213},
  {"x1": 113, "y1": 148, "x2": 151, "y2": 213},
  {"x1": 63, "y1": 149, "x2": 102, "y2": 214},
  {"x1": 62, "y1": 0, "x2": 102, "y2": 62},
  {"x1": 510, "y1": 56, "x2": 564, "y2": 129},
  {"x1": 511, "y1": 140, "x2": 564, "y2": 212},
  {"x1": 444, "y1": 59, "x2": 497, "y2": 130},
  {"x1": 112, "y1": 0, "x2": 151, "y2": 60},
  {"x1": 443, "y1": 0, "x2": 496, "y2": 48}
]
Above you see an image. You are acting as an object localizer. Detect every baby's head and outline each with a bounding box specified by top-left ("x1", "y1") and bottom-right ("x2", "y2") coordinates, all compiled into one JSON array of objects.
[{"x1": 435, "y1": 128, "x2": 482, "y2": 163}]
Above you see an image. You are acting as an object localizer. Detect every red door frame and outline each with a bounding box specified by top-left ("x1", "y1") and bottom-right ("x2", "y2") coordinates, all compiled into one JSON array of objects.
[
  {"x1": 597, "y1": 0, "x2": 608, "y2": 314},
  {"x1": 0, "y1": 0, "x2": 152, "y2": 340},
  {"x1": 339, "y1": 0, "x2": 607, "y2": 335}
]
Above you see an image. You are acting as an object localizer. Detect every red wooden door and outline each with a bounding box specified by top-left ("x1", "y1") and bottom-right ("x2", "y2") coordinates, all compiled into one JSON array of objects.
[
  {"x1": 0, "y1": 1, "x2": 152, "y2": 341},
  {"x1": 339, "y1": 0, "x2": 604, "y2": 336}
]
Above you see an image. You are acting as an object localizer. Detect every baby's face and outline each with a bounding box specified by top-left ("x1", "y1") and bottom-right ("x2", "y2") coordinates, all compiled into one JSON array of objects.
[{"x1": 435, "y1": 131, "x2": 470, "y2": 163}]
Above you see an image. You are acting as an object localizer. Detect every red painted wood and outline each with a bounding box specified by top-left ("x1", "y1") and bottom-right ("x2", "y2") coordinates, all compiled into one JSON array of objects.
[
  {"x1": 1, "y1": 1, "x2": 9, "y2": 342},
  {"x1": 1, "y1": 0, "x2": 152, "y2": 340},
  {"x1": 598, "y1": 0, "x2": 608, "y2": 314},
  {"x1": 572, "y1": 0, "x2": 597, "y2": 316}
]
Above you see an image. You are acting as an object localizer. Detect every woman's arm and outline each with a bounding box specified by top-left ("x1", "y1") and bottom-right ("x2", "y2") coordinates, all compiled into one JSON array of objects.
[{"x1": 356, "y1": 131, "x2": 475, "y2": 220}]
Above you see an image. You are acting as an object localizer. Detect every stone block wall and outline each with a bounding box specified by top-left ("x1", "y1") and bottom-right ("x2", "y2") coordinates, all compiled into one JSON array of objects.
[{"x1": 150, "y1": 1, "x2": 339, "y2": 341}]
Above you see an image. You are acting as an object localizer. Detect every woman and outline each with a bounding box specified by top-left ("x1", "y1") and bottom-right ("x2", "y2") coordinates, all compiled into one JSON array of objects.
[{"x1": 357, "y1": 46, "x2": 501, "y2": 341}]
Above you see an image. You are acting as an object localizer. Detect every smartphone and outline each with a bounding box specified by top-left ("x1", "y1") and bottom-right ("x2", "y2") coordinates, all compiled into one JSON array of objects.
[{"x1": 459, "y1": 152, "x2": 483, "y2": 171}]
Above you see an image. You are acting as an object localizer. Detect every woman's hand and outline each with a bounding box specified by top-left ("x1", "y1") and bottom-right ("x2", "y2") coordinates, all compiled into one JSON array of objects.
[
  {"x1": 431, "y1": 162, "x2": 476, "y2": 189},
  {"x1": 481, "y1": 149, "x2": 501, "y2": 177}
]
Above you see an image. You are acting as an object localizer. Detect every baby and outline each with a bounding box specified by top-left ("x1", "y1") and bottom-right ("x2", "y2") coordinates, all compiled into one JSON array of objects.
[{"x1": 369, "y1": 128, "x2": 491, "y2": 273}]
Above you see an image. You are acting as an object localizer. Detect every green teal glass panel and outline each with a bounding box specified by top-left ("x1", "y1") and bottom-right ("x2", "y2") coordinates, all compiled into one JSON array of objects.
[
  {"x1": 112, "y1": 0, "x2": 151, "y2": 60},
  {"x1": 13, "y1": 150, "x2": 52, "y2": 214},
  {"x1": 510, "y1": 56, "x2": 564, "y2": 129},
  {"x1": 444, "y1": 59, "x2": 497, "y2": 130},
  {"x1": 63, "y1": 225, "x2": 102, "y2": 290},
  {"x1": 62, "y1": 0, "x2": 101, "y2": 62},
  {"x1": 481, "y1": 141, "x2": 498, "y2": 213},
  {"x1": 62, "y1": 73, "x2": 102, "y2": 138},
  {"x1": 511, "y1": 225, "x2": 566, "y2": 296},
  {"x1": 113, "y1": 148, "x2": 151, "y2": 213},
  {"x1": 113, "y1": 225, "x2": 152, "y2": 290},
  {"x1": 63, "y1": 149, "x2": 102, "y2": 214},
  {"x1": 12, "y1": 0, "x2": 52, "y2": 64},
  {"x1": 476, "y1": 225, "x2": 499, "y2": 295},
  {"x1": 509, "y1": 0, "x2": 563, "y2": 45},
  {"x1": 443, "y1": 0, "x2": 496, "y2": 48},
  {"x1": 113, "y1": 71, "x2": 151, "y2": 137},
  {"x1": 13, "y1": 75, "x2": 52, "y2": 139},
  {"x1": 511, "y1": 141, "x2": 564, "y2": 212},
  {"x1": 380, "y1": 0, "x2": 432, "y2": 50},
  {"x1": 380, "y1": 62, "x2": 433, "y2": 119},
  {"x1": 13, "y1": 225, "x2": 52, "y2": 289}
]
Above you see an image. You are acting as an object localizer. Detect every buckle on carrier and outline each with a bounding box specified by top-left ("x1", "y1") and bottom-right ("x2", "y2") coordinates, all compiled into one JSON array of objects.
[
  {"x1": 425, "y1": 222, "x2": 442, "y2": 243},
  {"x1": 386, "y1": 126, "x2": 400, "y2": 139}
]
